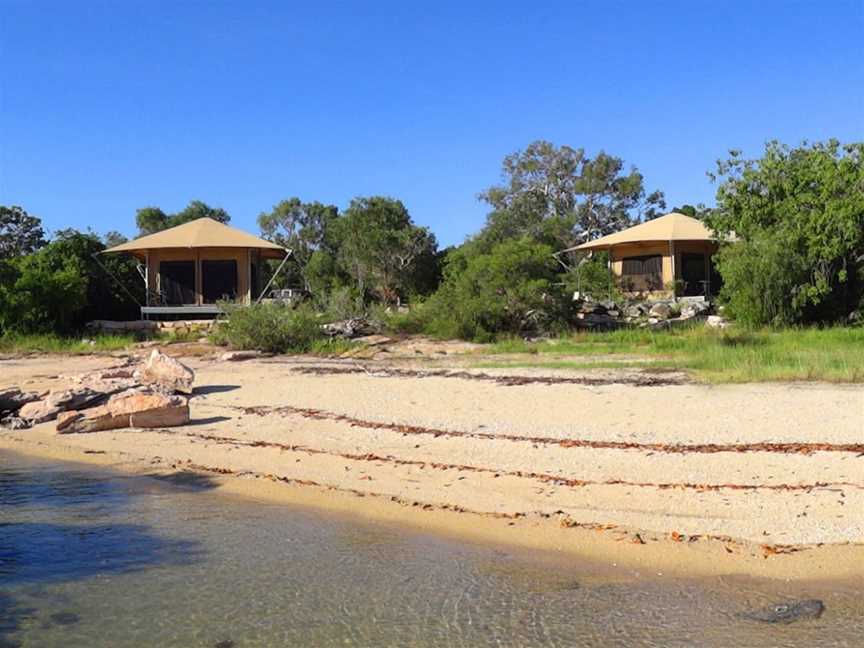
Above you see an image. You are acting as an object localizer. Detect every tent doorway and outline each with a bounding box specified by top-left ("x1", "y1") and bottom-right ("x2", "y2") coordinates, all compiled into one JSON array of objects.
[
  {"x1": 202, "y1": 260, "x2": 238, "y2": 304},
  {"x1": 681, "y1": 253, "x2": 707, "y2": 297},
  {"x1": 160, "y1": 261, "x2": 196, "y2": 305}
]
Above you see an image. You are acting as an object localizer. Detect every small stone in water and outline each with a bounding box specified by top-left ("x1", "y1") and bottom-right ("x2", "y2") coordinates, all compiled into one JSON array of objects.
[
  {"x1": 49, "y1": 611, "x2": 81, "y2": 625},
  {"x1": 739, "y1": 599, "x2": 825, "y2": 624}
]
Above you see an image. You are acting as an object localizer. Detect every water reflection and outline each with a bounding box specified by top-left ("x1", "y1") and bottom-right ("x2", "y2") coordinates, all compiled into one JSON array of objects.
[{"x1": 0, "y1": 452, "x2": 861, "y2": 647}]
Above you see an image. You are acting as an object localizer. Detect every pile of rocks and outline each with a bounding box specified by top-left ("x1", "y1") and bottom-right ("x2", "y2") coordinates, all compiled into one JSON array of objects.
[
  {"x1": 1, "y1": 350, "x2": 193, "y2": 434},
  {"x1": 322, "y1": 318, "x2": 377, "y2": 338},
  {"x1": 574, "y1": 297, "x2": 714, "y2": 330}
]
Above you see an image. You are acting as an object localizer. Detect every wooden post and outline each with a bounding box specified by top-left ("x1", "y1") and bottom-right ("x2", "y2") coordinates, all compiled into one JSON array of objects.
[{"x1": 669, "y1": 240, "x2": 676, "y2": 298}]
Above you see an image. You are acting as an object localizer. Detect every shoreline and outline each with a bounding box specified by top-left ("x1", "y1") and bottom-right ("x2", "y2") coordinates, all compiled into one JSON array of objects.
[
  {"x1": 4, "y1": 436, "x2": 863, "y2": 584},
  {"x1": 3, "y1": 351, "x2": 863, "y2": 584}
]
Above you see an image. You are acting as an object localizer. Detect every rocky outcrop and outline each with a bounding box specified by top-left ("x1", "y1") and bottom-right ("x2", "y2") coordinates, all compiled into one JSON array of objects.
[
  {"x1": 134, "y1": 350, "x2": 195, "y2": 394},
  {"x1": 56, "y1": 389, "x2": 189, "y2": 434},
  {"x1": 573, "y1": 296, "x2": 715, "y2": 330},
  {"x1": 322, "y1": 318, "x2": 376, "y2": 338},
  {"x1": 3, "y1": 351, "x2": 195, "y2": 432}
]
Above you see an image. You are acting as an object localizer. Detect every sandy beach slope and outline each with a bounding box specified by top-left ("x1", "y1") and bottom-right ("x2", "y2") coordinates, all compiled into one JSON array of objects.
[{"x1": 2, "y1": 350, "x2": 862, "y2": 579}]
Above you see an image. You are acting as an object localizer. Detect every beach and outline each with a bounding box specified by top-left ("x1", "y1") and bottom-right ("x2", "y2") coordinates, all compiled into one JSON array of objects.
[{"x1": 2, "y1": 345, "x2": 863, "y2": 581}]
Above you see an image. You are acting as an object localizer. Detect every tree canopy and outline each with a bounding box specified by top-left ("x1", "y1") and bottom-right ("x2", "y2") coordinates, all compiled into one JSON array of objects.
[
  {"x1": 135, "y1": 200, "x2": 230, "y2": 235},
  {"x1": 0, "y1": 205, "x2": 45, "y2": 259},
  {"x1": 475, "y1": 141, "x2": 666, "y2": 251},
  {"x1": 707, "y1": 140, "x2": 864, "y2": 325}
]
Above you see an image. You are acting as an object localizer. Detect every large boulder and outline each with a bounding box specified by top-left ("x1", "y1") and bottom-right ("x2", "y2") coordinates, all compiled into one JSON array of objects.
[
  {"x1": 17, "y1": 386, "x2": 107, "y2": 425},
  {"x1": 706, "y1": 315, "x2": 730, "y2": 329},
  {"x1": 57, "y1": 389, "x2": 189, "y2": 434},
  {"x1": 134, "y1": 350, "x2": 194, "y2": 394},
  {"x1": 18, "y1": 400, "x2": 62, "y2": 424}
]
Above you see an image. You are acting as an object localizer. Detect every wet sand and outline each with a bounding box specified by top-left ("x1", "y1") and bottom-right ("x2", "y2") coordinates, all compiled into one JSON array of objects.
[{"x1": 2, "y1": 349, "x2": 863, "y2": 581}]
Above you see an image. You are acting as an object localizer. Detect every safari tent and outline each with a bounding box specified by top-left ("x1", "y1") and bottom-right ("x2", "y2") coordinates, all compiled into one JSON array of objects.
[
  {"x1": 560, "y1": 212, "x2": 722, "y2": 298},
  {"x1": 103, "y1": 218, "x2": 288, "y2": 318}
]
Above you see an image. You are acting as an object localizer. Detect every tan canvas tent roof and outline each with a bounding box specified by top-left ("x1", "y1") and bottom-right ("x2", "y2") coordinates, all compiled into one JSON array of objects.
[
  {"x1": 564, "y1": 212, "x2": 719, "y2": 252},
  {"x1": 103, "y1": 217, "x2": 286, "y2": 258}
]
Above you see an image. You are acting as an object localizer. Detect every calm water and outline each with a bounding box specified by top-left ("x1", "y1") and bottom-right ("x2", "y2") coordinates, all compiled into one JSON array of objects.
[{"x1": 1, "y1": 452, "x2": 861, "y2": 647}]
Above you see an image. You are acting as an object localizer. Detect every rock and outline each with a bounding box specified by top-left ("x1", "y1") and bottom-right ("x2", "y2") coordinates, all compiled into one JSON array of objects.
[
  {"x1": 624, "y1": 305, "x2": 645, "y2": 318},
  {"x1": 1, "y1": 416, "x2": 29, "y2": 430},
  {"x1": 18, "y1": 400, "x2": 62, "y2": 424},
  {"x1": 680, "y1": 301, "x2": 711, "y2": 319},
  {"x1": 353, "y1": 335, "x2": 393, "y2": 347},
  {"x1": 648, "y1": 302, "x2": 672, "y2": 319},
  {"x1": 739, "y1": 599, "x2": 824, "y2": 624},
  {"x1": 134, "y1": 350, "x2": 195, "y2": 393},
  {"x1": 706, "y1": 315, "x2": 730, "y2": 329},
  {"x1": 322, "y1": 318, "x2": 376, "y2": 338},
  {"x1": 599, "y1": 299, "x2": 617, "y2": 311},
  {"x1": 0, "y1": 388, "x2": 41, "y2": 412},
  {"x1": 219, "y1": 350, "x2": 272, "y2": 362},
  {"x1": 57, "y1": 389, "x2": 189, "y2": 434},
  {"x1": 46, "y1": 387, "x2": 105, "y2": 410}
]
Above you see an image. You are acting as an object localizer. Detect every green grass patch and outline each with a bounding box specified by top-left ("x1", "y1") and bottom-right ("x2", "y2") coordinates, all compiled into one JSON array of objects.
[
  {"x1": 484, "y1": 326, "x2": 864, "y2": 383},
  {"x1": 0, "y1": 332, "x2": 137, "y2": 354}
]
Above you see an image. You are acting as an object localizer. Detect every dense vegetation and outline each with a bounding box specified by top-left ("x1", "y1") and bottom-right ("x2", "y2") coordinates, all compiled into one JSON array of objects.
[{"x1": 1, "y1": 138, "x2": 861, "y2": 351}]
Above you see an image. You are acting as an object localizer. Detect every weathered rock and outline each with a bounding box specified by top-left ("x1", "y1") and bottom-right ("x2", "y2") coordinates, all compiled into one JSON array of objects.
[
  {"x1": 18, "y1": 400, "x2": 62, "y2": 424},
  {"x1": 1, "y1": 416, "x2": 29, "y2": 430},
  {"x1": 46, "y1": 387, "x2": 105, "y2": 410},
  {"x1": 57, "y1": 389, "x2": 189, "y2": 434},
  {"x1": 648, "y1": 302, "x2": 672, "y2": 319},
  {"x1": 322, "y1": 318, "x2": 375, "y2": 338},
  {"x1": 739, "y1": 599, "x2": 824, "y2": 624},
  {"x1": 680, "y1": 301, "x2": 711, "y2": 319},
  {"x1": 706, "y1": 315, "x2": 730, "y2": 329},
  {"x1": 0, "y1": 388, "x2": 41, "y2": 412},
  {"x1": 219, "y1": 350, "x2": 272, "y2": 362},
  {"x1": 134, "y1": 350, "x2": 194, "y2": 393}
]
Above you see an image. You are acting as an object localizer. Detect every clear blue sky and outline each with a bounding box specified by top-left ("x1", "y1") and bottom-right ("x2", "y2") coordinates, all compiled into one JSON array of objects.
[{"x1": 1, "y1": 1, "x2": 862, "y2": 247}]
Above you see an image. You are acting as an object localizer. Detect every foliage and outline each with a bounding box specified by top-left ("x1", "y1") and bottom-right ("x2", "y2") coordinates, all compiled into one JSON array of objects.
[
  {"x1": 476, "y1": 140, "x2": 666, "y2": 252},
  {"x1": 258, "y1": 198, "x2": 340, "y2": 290},
  {"x1": 707, "y1": 140, "x2": 864, "y2": 325},
  {"x1": 135, "y1": 200, "x2": 230, "y2": 235},
  {"x1": 0, "y1": 230, "x2": 141, "y2": 334},
  {"x1": 418, "y1": 238, "x2": 567, "y2": 341},
  {"x1": 0, "y1": 332, "x2": 136, "y2": 354},
  {"x1": 484, "y1": 325, "x2": 864, "y2": 383},
  {"x1": 211, "y1": 303, "x2": 325, "y2": 353},
  {"x1": 333, "y1": 196, "x2": 437, "y2": 304},
  {"x1": 561, "y1": 251, "x2": 623, "y2": 302},
  {"x1": 0, "y1": 205, "x2": 45, "y2": 259}
]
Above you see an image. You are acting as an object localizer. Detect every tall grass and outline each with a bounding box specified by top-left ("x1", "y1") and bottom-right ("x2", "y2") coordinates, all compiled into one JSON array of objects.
[
  {"x1": 0, "y1": 333, "x2": 137, "y2": 354},
  {"x1": 485, "y1": 326, "x2": 864, "y2": 383}
]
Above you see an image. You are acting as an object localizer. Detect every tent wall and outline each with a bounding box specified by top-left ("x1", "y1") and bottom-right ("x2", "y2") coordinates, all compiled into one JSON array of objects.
[
  {"x1": 146, "y1": 247, "x2": 252, "y2": 306},
  {"x1": 609, "y1": 241, "x2": 717, "y2": 298}
]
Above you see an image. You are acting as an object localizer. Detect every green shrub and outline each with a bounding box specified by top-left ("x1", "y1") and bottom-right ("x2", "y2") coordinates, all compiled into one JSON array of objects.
[
  {"x1": 211, "y1": 303, "x2": 325, "y2": 353},
  {"x1": 417, "y1": 238, "x2": 569, "y2": 341},
  {"x1": 714, "y1": 233, "x2": 811, "y2": 327}
]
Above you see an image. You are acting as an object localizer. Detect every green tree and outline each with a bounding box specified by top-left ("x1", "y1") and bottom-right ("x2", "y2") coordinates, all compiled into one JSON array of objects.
[
  {"x1": 707, "y1": 140, "x2": 864, "y2": 325},
  {"x1": 477, "y1": 141, "x2": 666, "y2": 251},
  {"x1": 258, "y1": 198, "x2": 340, "y2": 290},
  {"x1": 333, "y1": 197, "x2": 437, "y2": 304},
  {"x1": 103, "y1": 231, "x2": 128, "y2": 248},
  {"x1": 135, "y1": 201, "x2": 230, "y2": 235},
  {"x1": 420, "y1": 238, "x2": 566, "y2": 341},
  {"x1": 0, "y1": 205, "x2": 46, "y2": 259}
]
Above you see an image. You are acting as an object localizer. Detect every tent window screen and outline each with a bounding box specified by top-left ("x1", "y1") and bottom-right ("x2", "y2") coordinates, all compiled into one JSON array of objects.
[
  {"x1": 202, "y1": 260, "x2": 238, "y2": 303},
  {"x1": 622, "y1": 255, "x2": 662, "y2": 278},
  {"x1": 160, "y1": 261, "x2": 196, "y2": 305}
]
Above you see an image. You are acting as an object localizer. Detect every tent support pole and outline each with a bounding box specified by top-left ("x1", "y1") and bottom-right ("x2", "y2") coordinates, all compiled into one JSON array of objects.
[
  {"x1": 91, "y1": 252, "x2": 142, "y2": 308},
  {"x1": 256, "y1": 249, "x2": 293, "y2": 304}
]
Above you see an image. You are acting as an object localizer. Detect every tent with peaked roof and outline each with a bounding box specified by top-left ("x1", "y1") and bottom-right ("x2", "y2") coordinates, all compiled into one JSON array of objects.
[
  {"x1": 559, "y1": 212, "x2": 723, "y2": 298},
  {"x1": 104, "y1": 218, "x2": 289, "y2": 317}
]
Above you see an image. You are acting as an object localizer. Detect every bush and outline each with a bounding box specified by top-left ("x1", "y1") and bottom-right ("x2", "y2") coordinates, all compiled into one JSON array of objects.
[
  {"x1": 714, "y1": 233, "x2": 811, "y2": 326},
  {"x1": 562, "y1": 251, "x2": 624, "y2": 302},
  {"x1": 211, "y1": 303, "x2": 325, "y2": 353},
  {"x1": 417, "y1": 238, "x2": 569, "y2": 341}
]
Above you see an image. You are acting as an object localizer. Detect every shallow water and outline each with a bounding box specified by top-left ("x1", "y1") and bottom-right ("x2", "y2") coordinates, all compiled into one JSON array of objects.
[{"x1": 0, "y1": 452, "x2": 861, "y2": 647}]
